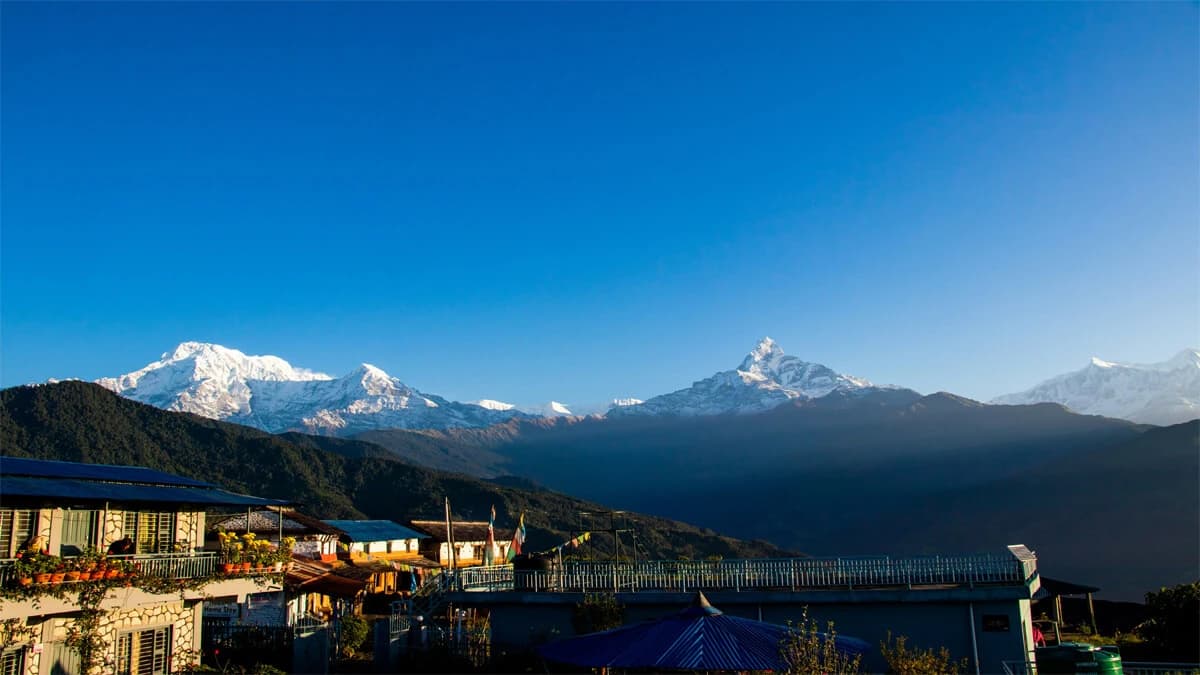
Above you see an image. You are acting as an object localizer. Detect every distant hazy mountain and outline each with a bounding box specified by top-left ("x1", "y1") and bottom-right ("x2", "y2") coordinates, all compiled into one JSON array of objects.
[
  {"x1": 609, "y1": 337, "x2": 901, "y2": 417},
  {"x1": 994, "y1": 349, "x2": 1200, "y2": 425},
  {"x1": 94, "y1": 342, "x2": 531, "y2": 434}
]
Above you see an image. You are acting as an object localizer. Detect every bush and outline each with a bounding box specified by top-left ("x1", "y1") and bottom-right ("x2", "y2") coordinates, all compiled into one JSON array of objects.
[
  {"x1": 879, "y1": 632, "x2": 968, "y2": 675},
  {"x1": 572, "y1": 593, "x2": 624, "y2": 633},
  {"x1": 1137, "y1": 581, "x2": 1199, "y2": 660},
  {"x1": 779, "y1": 608, "x2": 862, "y2": 674},
  {"x1": 338, "y1": 615, "x2": 370, "y2": 658}
]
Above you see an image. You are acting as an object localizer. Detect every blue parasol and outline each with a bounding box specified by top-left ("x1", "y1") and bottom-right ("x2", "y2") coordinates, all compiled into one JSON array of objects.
[{"x1": 537, "y1": 592, "x2": 870, "y2": 671}]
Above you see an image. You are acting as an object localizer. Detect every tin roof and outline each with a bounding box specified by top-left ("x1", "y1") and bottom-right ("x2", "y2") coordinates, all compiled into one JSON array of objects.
[
  {"x1": 1, "y1": 456, "x2": 214, "y2": 487},
  {"x1": 211, "y1": 509, "x2": 341, "y2": 535},
  {"x1": 322, "y1": 520, "x2": 429, "y2": 542},
  {"x1": 0, "y1": 457, "x2": 288, "y2": 507},
  {"x1": 409, "y1": 520, "x2": 510, "y2": 544}
]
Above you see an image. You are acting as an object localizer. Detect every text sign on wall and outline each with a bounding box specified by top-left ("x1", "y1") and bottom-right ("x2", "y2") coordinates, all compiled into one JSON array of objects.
[{"x1": 982, "y1": 615, "x2": 1010, "y2": 632}]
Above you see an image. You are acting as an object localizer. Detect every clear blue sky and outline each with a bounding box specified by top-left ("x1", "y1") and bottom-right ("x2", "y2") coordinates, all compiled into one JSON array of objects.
[{"x1": 2, "y1": 2, "x2": 1196, "y2": 406}]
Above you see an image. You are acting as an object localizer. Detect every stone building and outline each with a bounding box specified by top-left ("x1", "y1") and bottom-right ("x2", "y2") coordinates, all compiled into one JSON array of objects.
[{"x1": 0, "y1": 457, "x2": 287, "y2": 675}]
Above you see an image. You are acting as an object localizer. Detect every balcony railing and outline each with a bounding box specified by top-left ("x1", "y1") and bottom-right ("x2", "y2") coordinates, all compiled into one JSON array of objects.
[
  {"x1": 108, "y1": 552, "x2": 218, "y2": 579},
  {"x1": 457, "y1": 551, "x2": 1035, "y2": 594},
  {"x1": 0, "y1": 551, "x2": 219, "y2": 587}
]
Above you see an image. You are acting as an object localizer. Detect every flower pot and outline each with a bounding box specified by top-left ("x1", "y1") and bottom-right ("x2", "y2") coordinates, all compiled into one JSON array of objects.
[
  {"x1": 105, "y1": 569, "x2": 120, "y2": 580},
  {"x1": 19, "y1": 577, "x2": 33, "y2": 586},
  {"x1": 272, "y1": 562, "x2": 283, "y2": 573},
  {"x1": 255, "y1": 564, "x2": 266, "y2": 573},
  {"x1": 34, "y1": 573, "x2": 51, "y2": 584},
  {"x1": 239, "y1": 562, "x2": 251, "y2": 573},
  {"x1": 221, "y1": 563, "x2": 235, "y2": 574},
  {"x1": 77, "y1": 571, "x2": 93, "y2": 581},
  {"x1": 49, "y1": 573, "x2": 66, "y2": 584},
  {"x1": 64, "y1": 571, "x2": 80, "y2": 582}
]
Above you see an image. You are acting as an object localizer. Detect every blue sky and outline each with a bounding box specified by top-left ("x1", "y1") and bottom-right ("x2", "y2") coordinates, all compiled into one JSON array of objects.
[{"x1": 2, "y1": 2, "x2": 1196, "y2": 406}]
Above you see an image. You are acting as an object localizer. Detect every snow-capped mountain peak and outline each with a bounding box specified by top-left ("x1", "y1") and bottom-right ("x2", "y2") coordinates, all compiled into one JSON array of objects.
[
  {"x1": 609, "y1": 337, "x2": 886, "y2": 418},
  {"x1": 740, "y1": 336, "x2": 785, "y2": 371},
  {"x1": 94, "y1": 342, "x2": 534, "y2": 435},
  {"x1": 469, "y1": 399, "x2": 574, "y2": 416},
  {"x1": 473, "y1": 399, "x2": 516, "y2": 411},
  {"x1": 994, "y1": 348, "x2": 1200, "y2": 425}
]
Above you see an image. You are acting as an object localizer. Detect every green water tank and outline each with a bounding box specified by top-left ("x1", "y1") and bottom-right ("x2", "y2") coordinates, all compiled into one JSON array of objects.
[
  {"x1": 1093, "y1": 649, "x2": 1123, "y2": 675},
  {"x1": 1035, "y1": 643, "x2": 1123, "y2": 674}
]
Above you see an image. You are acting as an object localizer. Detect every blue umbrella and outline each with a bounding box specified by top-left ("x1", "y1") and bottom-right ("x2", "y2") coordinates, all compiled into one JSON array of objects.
[{"x1": 537, "y1": 592, "x2": 870, "y2": 671}]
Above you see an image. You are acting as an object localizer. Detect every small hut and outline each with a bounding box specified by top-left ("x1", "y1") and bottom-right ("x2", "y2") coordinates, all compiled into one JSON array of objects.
[{"x1": 1036, "y1": 577, "x2": 1102, "y2": 635}]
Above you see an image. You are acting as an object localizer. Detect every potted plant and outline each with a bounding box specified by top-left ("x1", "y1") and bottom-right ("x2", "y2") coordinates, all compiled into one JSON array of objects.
[
  {"x1": 12, "y1": 550, "x2": 43, "y2": 586},
  {"x1": 239, "y1": 533, "x2": 257, "y2": 572},
  {"x1": 275, "y1": 536, "x2": 296, "y2": 572},
  {"x1": 49, "y1": 562, "x2": 66, "y2": 584}
]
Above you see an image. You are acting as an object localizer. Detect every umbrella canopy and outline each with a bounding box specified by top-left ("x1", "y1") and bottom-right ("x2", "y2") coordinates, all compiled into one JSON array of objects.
[{"x1": 537, "y1": 592, "x2": 870, "y2": 671}]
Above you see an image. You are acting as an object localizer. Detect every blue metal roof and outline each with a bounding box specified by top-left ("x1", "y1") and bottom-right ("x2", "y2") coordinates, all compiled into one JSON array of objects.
[
  {"x1": 0, "y1": 476, "x2": 289, "y2": 507},
  {"x1": 322, "y1": 520, "x2": 429, "y2": 542},
  {"x1": 0, "y1": 457, "x2": 215, "y2": 488},
  {"x1": 538, "y1": 593, "x2": 870, "y2": 671}
]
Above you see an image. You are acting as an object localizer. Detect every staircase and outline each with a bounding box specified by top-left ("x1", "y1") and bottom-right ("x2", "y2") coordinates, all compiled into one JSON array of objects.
[{"x1": 409, "y1": 570, "x2": 449, "y2": 620}]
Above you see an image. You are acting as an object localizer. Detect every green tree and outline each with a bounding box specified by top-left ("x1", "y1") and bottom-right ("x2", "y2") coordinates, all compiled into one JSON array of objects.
[
  {"x1": 779, "y1": 607, "x2": 862, "y2": 674},
  {"x1": 1137, "y1": 581, "x2": 1199, "y2": 660},
  {"x1": 879, "y1": 632, "x2": 968, "y2": 675}
]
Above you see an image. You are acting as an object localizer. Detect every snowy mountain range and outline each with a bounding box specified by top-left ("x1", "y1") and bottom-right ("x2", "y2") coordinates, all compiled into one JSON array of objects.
[
  {"x1": 993, "y1": 349, "x2": 1200, "y2": 425},
  {"x1": 85, "y1": 339, "x2": 1200, "y2": 435},
  {"x1": 608, "y1": 337, "x2": 894, "y2": 417},
  {"x1": 96, "y1": 342, "x2": 528, "y2": 435}
]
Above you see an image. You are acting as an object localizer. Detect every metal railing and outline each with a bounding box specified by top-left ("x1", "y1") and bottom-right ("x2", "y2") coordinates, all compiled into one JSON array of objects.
[
  {"x1": 108, "y1": 552, "x2": 218, "y2": 579},
  {"x1": 1005, "y1": 661, "x2": 1200, "y2": 675},
  {"x1": 457, "y1": 553, "x2": 1033, "y2": 593},
  {"x1": 0, "y1": 551, "x2": 219, "y2": 586},
  {"x1": 1124, "y1": 663, "x2": 1200, "y2": 675}
]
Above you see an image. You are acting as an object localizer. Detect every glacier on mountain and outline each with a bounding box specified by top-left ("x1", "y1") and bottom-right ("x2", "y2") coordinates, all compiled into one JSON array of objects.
[
  {"x1": 993, "y1": 348, "x2": 1200, "y2": 425},
  {"x1": 607, "y1": 337, "x2": 887, "y2": 417}
]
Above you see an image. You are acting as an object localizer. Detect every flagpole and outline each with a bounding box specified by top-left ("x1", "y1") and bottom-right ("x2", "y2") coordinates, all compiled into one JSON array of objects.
[{"x1": 444, "y1": 497, "x2": 456, "y2": 573}]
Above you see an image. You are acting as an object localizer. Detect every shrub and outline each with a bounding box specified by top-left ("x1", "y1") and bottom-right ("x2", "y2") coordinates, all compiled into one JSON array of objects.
[
  {"x1": 779, "y1": 607, "x2": 862, "y2": 674},
  {"x1": 338, "y1": 615, "x2": 370, "y2": 657},
  {"x1": 572, "y1": 593, "x2": 624, "y2": 633},
  {"x1": 879, "y1": 632, "x2": 968, "y2": 675}
]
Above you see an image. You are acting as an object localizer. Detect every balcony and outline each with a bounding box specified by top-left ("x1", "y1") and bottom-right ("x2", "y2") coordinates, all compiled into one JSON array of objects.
[{"x1": 0, "y1": 551, "x2": 221, "y2": 587}]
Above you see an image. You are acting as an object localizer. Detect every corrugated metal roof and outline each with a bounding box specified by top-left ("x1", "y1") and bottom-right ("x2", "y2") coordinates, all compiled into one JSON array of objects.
[
  {"x1": 323, "y1": 520, "x2": 429, "y2": 542},
  {"x1": 537, "y1": 593, "x2": 870, "y2": 670},
  {"x1": 409, "y1": 519, "x2": 509, "y2": 543},
  {"x1": 211, "y1": 510, "x2": 341, "y2": 535},
  {"x1": 0, "y1": 456, "x2": 214, "y2": 487},
  {"x1": 0, "y1": 476, "x2": 288, "y2": 507},
  {"x1": 285, "y1": 557, "x2": 368, "y2": 598}
]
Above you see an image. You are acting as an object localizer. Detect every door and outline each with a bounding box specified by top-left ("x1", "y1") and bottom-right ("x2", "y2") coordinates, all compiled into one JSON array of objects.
[{"x1": 47, "y1": 642, "x2": 82, "y2": 675}]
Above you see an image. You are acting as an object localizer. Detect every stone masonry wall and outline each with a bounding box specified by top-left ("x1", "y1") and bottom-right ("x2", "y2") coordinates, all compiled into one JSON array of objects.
[{"x1": 32, "y1": 600, "x2": 199, "y2": 675}]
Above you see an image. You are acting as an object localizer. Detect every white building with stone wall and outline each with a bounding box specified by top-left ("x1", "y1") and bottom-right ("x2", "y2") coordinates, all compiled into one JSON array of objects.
[{"x1": 0, "y1": 457, "x2": 288, "y2": 675}]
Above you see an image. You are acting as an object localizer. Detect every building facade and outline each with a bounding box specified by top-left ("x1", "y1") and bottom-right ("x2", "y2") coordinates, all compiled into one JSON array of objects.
[{"x1": 0, "y1": 457, "x2": 287, "y2": 675}]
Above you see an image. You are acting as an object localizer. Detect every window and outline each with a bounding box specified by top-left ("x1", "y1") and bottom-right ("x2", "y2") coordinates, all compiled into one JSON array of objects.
[
  {"x1": 122, "y1": 512, "x2": 177, "y2": 554},
  {"x1": 1, "y1": 649, "x2": 24, "y2": 675},
  {"x1": 0, "y1": 509, "x2": 36, "y2": 557},
  {"x1": 61, "y1": 510, "x2": 99, "y2": 556},
  {"x1": 116, "y1": 626, "x2": 172, "y2": 675}
]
